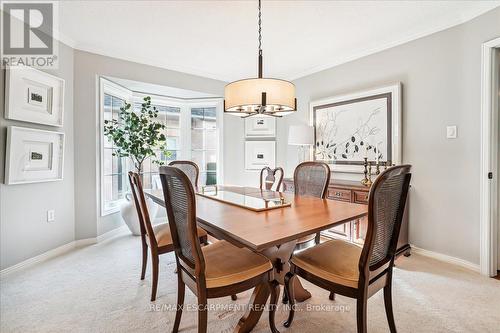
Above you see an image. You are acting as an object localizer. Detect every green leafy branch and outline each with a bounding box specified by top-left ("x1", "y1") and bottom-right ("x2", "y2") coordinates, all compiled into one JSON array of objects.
[{"x1": 104, "y1": 96, "x2": 171, "y2": 174}]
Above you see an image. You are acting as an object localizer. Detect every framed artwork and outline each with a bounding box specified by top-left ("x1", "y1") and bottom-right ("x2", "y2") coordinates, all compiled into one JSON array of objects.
[
  {"x1": 5, "y1": 126, "x2": 65, "y2": 185},
  {"x1": 245, "y1": 116, "x2": 276, "y2": 138},
  {"x1": 245, "y1": 141, "x2": 276, "y2": 170},
  {"x1": 5, "y1": 65, "x2": 65, "y2": 127},
  {"x1": 310, "y1": 83, "x2": 402, "y2": 173}
]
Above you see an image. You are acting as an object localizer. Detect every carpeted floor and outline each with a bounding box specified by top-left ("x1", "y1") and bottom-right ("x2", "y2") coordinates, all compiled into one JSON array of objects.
[{"x1": 1, "y1": 233, "x2": 499, "y2": 333}]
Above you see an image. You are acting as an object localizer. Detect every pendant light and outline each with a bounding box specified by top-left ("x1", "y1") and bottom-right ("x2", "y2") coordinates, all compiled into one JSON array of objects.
[{"x1": 224, "y1": 0, "x2": 296, "y2": 118}]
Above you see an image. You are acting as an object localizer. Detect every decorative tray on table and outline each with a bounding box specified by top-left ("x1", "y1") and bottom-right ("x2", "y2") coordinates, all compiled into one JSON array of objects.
[{"x1": 196, "y1": 186, "x2": 291, "y2": 212}]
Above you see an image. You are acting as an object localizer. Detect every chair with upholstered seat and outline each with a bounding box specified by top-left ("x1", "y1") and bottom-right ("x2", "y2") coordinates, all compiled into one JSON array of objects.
[
  {"x1": 282, "y1": 165, "x2": 412, "y2": 333},
  {"x1": 128, "y1": 172, "x2": 208, "y2": 302},
  {"x1": 159, "y1": 166, "x2": 280, "y2": 333},
  {"x1": 260, "y1": 167, "x2": 284, "y2": 191},
  {"x1": 293, "y1": 161, "x2": 331, "y2": 247}
]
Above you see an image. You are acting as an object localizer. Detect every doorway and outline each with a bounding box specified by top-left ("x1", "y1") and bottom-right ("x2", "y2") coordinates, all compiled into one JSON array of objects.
[{"x1": 480, "y1": 37, "x2": 500, "y2": 277}]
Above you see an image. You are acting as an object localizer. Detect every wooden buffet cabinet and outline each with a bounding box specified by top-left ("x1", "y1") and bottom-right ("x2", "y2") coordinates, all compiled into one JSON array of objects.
[{"x1": 282, "y1": 177, "x2": 411, "y2": 257}]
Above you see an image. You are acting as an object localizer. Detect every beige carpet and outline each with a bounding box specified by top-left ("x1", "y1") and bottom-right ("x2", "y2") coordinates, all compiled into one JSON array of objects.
[{"x1": 1, "y1": 233, "x2": 499, "y2": 333}]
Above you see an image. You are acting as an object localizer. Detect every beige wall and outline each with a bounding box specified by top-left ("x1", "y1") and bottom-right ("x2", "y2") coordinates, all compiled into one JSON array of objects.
[
  {"x1": 0, "y1": 42, "x2": 75, "y2": 270},
  {"x1": 285, "y1": 7, "x2": 500, "y2": 265}
]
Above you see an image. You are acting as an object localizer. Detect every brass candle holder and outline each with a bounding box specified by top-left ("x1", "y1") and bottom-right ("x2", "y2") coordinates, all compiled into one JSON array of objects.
[
  {"x1": 366, "y1": 162, "x2": 373, "y2": 187},
  {"x1": 361, "y1": 158, "x2": 369, "y2": 186},
  {"x1": 375, "y1": 160, "x2": 381, "y2": 175}
]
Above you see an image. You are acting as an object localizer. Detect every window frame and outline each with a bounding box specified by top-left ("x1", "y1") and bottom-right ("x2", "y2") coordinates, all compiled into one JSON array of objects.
[
  {"x1": 99, "y1": 78, "x2": 133, "y2": 216},
  {"x1": 99, "y1": 78, "x2": 223, "y2": 216}
]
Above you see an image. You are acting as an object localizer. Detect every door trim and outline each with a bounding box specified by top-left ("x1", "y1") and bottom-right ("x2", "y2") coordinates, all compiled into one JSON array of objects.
[{"x1": 480, "y1": 37, "x2": 500, "y2": 276}]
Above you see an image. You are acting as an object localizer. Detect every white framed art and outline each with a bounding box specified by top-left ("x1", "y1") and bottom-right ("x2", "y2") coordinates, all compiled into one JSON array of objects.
[
  {"x1": 245, "y1": 116, "x2": 276, "y2": 138},
  {"x1": 5, "y1": 126, "x2": 65, "y2": 185},
  {"x1": 310, "y1": 83, "x2": 402, "y2": 173},
  {"x1": 245, "y1": 141, "x2": 276, "y2": 170},
  {"x1": 5, "y1": 65, "x2": 65, "y2": 127}
]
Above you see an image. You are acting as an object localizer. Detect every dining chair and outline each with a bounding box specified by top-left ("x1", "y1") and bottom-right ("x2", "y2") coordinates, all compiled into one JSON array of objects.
[
  {"x1": 260, "y1": 167, "x2": 284, "y2": 191},
  {"x1": 159, "y1": 166, "x2": 280, "y2": 333},
  {"x1": 168, "y1": 160, "x2": 239, "y2": 300},
  {"x1": 283, "y1": 165, "x2": 412, "y2": 333},
  {"x1": 128, "y1": 172, "x2": 208, "y2": 302},
  {"x1": 168, "y1": 160, "x2": 200, "y2": 191},
  {"x1": 293, "y1": 161, "x2": 331, "y2": 247}
]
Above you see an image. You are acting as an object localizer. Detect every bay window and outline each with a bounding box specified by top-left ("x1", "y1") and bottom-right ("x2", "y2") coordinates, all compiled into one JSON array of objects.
[{"x1": 100, "y1": 78, "x2": 223, "y2": 216}]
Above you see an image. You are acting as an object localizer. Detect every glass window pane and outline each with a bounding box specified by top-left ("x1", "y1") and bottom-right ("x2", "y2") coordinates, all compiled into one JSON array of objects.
[
  {"x1": 191, "y1": 151, "x2": 204, "y2": 171},
  {"x1": 166, "y1": 107, "x2": 180, "y2": 128},
  {"x1": 112, "y1": 153, "x2": 122, "y2": 174},
  {"x1": 103, "y1": 148, "x2": 113, "y2": 175},
  {"x1": 164, "y1": 150, "x2": 178, "y2": 163},
  {"x1": 142, "y1": 157, "x2": 151, "y2": 173},
  {"x1": 103, "y1": 176, "x2": 113, "y2": 202},
  {"x1": 112, "y1": 175, "x2": 125, "y2": 201},
  {"x1": 205, "y1": 130, "x2": 217, "y2": 150},
  {"x1": 205, "y1": 150, "x2": 217, "y2": 166},
  {"x1": 191, "y1": 108, "x2": 204, "y2": 128},
  {"x1": 204, "y1": 108, "x2": 217, "y2": 129},
  {"x1": 199, "y1": 172, "x2": 207, "y2": 187},
  {"x1": 191, "y1": 129, "x2": 203, "y2": 150},
  {"x1": 167, "y1": 136, "x2": 180, "y2": 150},
  {"x1": 142, "y1": 173, "x2": 152, "y2": 190}
]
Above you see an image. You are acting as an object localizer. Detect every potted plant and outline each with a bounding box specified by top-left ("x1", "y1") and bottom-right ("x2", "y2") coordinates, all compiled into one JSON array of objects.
[{"x1": 104, "y1": 96, "x2": 170, "y2": 235}]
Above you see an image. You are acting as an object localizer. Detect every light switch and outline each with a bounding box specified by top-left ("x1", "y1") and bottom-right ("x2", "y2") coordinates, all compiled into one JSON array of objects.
[
  {"x1": 446, "y1": 126, "x2": 457, "y2": 139},
  {"x1": 47, "y1": 209, "x2": 55, "y2": 222}
]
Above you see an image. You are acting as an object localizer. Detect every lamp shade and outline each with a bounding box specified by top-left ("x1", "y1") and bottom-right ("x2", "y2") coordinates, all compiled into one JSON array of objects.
[
  {"x1": 224, "y1": 78, "x2": 296, "y2": 116},
  {"x1": 288, "y1": 125, "x2": 314, "y2": 146}
]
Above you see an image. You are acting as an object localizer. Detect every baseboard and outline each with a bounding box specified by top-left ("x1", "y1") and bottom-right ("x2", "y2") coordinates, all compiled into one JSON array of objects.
[
  {"x1": 96, "y1": 225, "x2": 128, "y2": 243},
  {"x1": 0, "y1": 241, "x2": 76, "y2": 279},
  {"x1": 410, "y1": 244, "x2": 480, "y2": 272},
  {"x1": 1, "y1": 226, "x2": 129, "y2": 279}
]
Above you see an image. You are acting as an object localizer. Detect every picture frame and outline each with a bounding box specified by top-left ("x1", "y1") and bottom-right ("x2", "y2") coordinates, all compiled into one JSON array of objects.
[
  {"x1": 5, "y1": 126, "x2": 65, "y2": 185},
  {"x1": 245, "y1": 141, "x2": 276, "y2": 170},
  {"x1": 310, "y1": 83, "x2": 402, "y2": 173},
  {"x1": 5, "y1": 65, "x2": 65, "y2": 127},
  {"x1": 245, "y1": 116, "x2": 276, "y2": 138}
]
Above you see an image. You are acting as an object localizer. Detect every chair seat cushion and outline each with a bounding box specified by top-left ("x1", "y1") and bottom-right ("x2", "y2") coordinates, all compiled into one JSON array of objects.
[
  {"x1": 291, "y1": 239, "x2": 362, "y2": 288},
  {"x1": 149, "y1": 223, "x2": 207, "y2": 248},
  {"x1": 201, "y1": 240, "x2": 272, "y2": 288}
]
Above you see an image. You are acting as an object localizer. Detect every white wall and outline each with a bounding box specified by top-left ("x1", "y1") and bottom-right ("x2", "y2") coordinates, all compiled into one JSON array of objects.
[
  {"x1": 0, "y1": 42, "x2": 75, "y2": 270},
  {"x1": 284, "y1": 7, "x2": 500, "y2": 265},
  {"x1": 73, "y1": 50, "x2": 227, "y2": 239}
]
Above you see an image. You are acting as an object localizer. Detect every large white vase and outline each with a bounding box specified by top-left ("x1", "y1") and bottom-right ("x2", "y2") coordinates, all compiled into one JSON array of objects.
[{"x1": 120, "y1": 193, "x2": 159, "y2": 236}]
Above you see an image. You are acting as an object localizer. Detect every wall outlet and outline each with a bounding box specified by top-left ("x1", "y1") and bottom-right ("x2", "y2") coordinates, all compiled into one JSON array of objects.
[
  {"x1": 446, "y1": 126, "x2": 457, "y2": 139},
  {"x1": 47, "y1": 210, "x2": 55, "y2": 222}
]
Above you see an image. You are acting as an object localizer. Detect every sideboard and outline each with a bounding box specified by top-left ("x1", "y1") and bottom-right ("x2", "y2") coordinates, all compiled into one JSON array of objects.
[{"x1": 282, "y1": 177, "x2": 411, "y2": 258}]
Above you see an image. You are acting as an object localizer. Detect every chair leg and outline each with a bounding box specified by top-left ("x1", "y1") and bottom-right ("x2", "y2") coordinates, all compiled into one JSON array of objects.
[
  {"x1": 151, "y1": 256, "x2": 159, "y2": 302},
  {"x1": 314, "y1": 232, "x2": 321, "y2": 244},
  {"x1": 356, "y1": 297, "x2": 367, "y2": 333},
  {"x1": 197, "y1": 295, "x2": 208, "y2": 333},
  {"x1": 141, "y1": 241, "x2": 148, "y2": 280},
  {"x1": 329, "y1": 292, "x2": 335, "y2": 301},
  {"x1": 231, "y1": 294, "x2": 237, "y2": 301},
  {"x1": 268, "y1": 280, "x2": 281, "y2": 333},
  {"x1": 283, "y1": 272, "x2": 296, "y2": 328},
  {"x1": 282, "y1": 289, "x2": 288, "y2": 304},
  {"x1": 172, "y1": 275, "x2": 185, "y2": 333},
  {"x1": 384, "y1": 284, "x2": 397, "y2": 333}
]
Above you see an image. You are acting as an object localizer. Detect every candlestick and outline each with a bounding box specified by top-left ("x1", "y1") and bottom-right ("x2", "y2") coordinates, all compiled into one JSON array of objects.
[
  {"x1": 366, "y1": 162, "x2": 373, "y2": 187},
  {"x1": 375, "y1": 161, "x2": 381, "y2": 175},
  {"x1": 361, "y1": 157, "x2": 369, "y2": 186}
]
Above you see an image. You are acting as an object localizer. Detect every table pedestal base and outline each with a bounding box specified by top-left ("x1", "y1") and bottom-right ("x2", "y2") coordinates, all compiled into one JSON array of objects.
[{"x1": 234, "y1": 240, "x2": 311, "y2": 332}]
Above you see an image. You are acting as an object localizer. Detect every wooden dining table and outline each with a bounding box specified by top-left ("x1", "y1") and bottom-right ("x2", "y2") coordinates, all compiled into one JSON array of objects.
[{"x1": 146, "y1": 185, "x2": 367, "y2": 333}]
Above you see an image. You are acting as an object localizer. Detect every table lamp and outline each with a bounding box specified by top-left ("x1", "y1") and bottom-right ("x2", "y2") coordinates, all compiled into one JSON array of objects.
[{"x1": 288, "y1": 125, "x2": 314, "y2": 164}]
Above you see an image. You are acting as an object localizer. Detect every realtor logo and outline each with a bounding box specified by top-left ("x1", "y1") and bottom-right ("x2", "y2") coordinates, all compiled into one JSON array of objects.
[{"x1": 1, "y1": 1, "x2": 59, "y2": 68}]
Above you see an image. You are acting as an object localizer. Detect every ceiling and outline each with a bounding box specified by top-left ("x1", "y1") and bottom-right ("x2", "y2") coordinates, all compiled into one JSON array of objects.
[
  {"x1": 105, "y1": 77, "x2": 219, "y2": 99},
  {"x1": 59, "y1": 1, "x2": 500, "y2": 82}
]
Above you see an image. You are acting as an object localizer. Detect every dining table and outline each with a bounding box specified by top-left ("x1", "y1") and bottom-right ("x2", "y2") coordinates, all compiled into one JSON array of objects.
[{"x1": 145, "y1": 185, "x2": 368, "y2": 333}]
